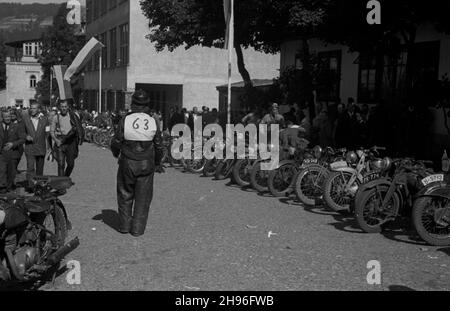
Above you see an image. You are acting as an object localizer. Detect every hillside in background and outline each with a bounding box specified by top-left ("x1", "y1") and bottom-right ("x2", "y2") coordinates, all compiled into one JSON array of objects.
[
  {"x1": 0, "y1": 2, "x2": 63, "y2": 90},
  {"x1": 0, "y1": 2, "x2": 61, "y2": 39}
]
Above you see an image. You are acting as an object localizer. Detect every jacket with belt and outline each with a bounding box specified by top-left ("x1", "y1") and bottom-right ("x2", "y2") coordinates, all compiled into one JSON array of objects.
[{"x1": 111, "y1": 112, "x2": 164, "y2": 165}]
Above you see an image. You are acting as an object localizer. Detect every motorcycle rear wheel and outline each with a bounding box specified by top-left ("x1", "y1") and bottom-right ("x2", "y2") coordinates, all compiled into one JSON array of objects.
[
  {"x1": 413, "y1": 197, "x2": 450, "y2": 246},
  {"x1": 354, "y1": 186, "x2": 400, "y2": 233},
  {"x1": 233, "y1": 159, "x2": 253, "y2": 187},
  {"x1": 267, "y1": 163, "x2": 298, "y2": 197},
  {"x1": 203, "y1": 159, "x2": 219, "y2": 177}
]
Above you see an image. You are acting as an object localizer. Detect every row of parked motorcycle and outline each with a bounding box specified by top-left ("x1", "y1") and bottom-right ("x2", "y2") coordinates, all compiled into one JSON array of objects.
[
  {"x1": 164, "y1": 136, "x2": 450, "y2": 247},
  {"x1": 83, "y1": 124, "x2": 115, "y2": 149}
]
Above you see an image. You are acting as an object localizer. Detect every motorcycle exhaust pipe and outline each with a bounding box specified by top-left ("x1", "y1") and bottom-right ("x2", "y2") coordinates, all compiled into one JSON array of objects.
[{"x1": 46, "y1": 237, "x2": 80, "y2": 266}]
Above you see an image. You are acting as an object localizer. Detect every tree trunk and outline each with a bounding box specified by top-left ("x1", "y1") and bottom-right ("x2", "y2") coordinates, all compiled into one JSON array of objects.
[
  {"x1": 301, "y1": 38, "x2": 316, "y2": 123},
  {"x1": 234, "y1": 42, "x2": 253, "y2": 88},
  {"x1": 402, "y1": 28, "x2": 417, "y2": 104}
]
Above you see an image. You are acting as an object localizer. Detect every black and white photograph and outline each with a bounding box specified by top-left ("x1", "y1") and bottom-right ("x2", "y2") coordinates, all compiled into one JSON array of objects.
[{"x1": 0, "y1": 0, "x2": 449, "y2": 296}]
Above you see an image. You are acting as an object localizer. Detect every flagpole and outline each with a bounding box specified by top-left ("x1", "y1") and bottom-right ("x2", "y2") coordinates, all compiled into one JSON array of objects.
[
  {"x1": 99, "y1": 49, "x2": 102, "y2": 113},
  {"x1": 49, "y1": 68, "x2": 53, "y2": 107},
  {"x1": 227, "y1": 0, "x2": 234, "y2": 125}
]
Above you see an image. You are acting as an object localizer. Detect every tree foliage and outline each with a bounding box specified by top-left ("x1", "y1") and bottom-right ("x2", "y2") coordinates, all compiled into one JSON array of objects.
[{"x1": 36, "y1": 4, "x2": 85, "y2": 105}]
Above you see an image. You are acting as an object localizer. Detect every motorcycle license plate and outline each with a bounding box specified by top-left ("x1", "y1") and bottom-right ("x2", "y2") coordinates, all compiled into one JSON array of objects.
[
  {"x1": 330, "y1": 160, "x2": 348, "y2": 170},
  {"x1": 421, "y1": 174, "x2": 444, "y2": 186},
  {"x1": 302, "y1": 159, "x2": 318, "y2": 167},
  {"x1": 363, "y1": 172, "x2": 380, "y2": 183}
]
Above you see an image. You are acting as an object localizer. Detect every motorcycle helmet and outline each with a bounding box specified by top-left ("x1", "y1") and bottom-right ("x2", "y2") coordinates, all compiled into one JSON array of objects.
[
  {"x1": 346, "y1": 151, "x2": 358, "y2": 165},
  {"x1": 313, "y1": 145, "x2": 323, "y2": 159}
]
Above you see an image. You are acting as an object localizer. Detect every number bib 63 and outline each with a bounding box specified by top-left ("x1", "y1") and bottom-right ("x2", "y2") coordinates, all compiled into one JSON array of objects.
[{"x1": 124, "y1": 113, "x2": 157, "y2": 141}]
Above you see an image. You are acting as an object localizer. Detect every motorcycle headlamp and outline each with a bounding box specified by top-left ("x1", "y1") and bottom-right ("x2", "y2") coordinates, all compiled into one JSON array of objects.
[
  {"x1": 313, "y1": 145, "x2": 323, "y2": 159},
  {"x1": 346, "y1": 151, "x2": 358, "y2": 164}
]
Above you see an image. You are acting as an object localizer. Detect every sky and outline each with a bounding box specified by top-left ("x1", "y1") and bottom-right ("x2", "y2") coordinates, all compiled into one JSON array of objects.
[{"x1": 4, "y1": 0, "x2": 83, "y2": 4}]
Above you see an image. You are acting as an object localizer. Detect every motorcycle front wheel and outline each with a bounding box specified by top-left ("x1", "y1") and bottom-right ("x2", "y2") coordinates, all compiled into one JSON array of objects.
[
  {"x1": 233, "y1": 159, "x2": 253, "y2": 187},
  {"x1": 354, "y1": 186, "x2": 400, "y2": 233},
  {"x1": 323, "y1": 171, "x2": 361, "y2": 213},
  {"x1": 215, "y1": 160, "x2": 234, "y2": 180},
  {"x1": 294, "y1": 164, "x2": 329, "y2": 206},
  {"x1": 413, "y1": 197, "x2": 450, "y2": 246},
  {"x1": 250, "y1": 160, "x2": 270, "y2": 193}
]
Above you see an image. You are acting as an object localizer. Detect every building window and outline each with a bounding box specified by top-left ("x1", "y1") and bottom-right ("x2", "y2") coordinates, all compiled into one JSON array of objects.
[
  {"x1": 24, "y1": 43, "x2": 33, "y2": 56},
  {"x1": 100, "y1": 0, "x2": 107, "y2": 16},
  {"x1": 316, "y1": 50, "x2": 342, "y2": 102},
  {"x1": 109, "y1": 28, "x2": 117, "y2": 68},
  {"x1": 358, "y1": 53, "x2": 381, "y2": 103},
  {"x1": 86, "y1": 0, "x2": 92, "y2": 24},
  {"x1": 93, "y1": 0, "x2": 99, "y2": 21},
  {"x1": 119, "y1": 23, "x2": 129, "y2": 66},
  {"x1": 99, "y1": 32, "x2": 108, "y2": 69},
  {"x1": 116, "y1": 91, "x2": 125, "y2": 110},
  {"x1": 30, "y1": 75, "x2": 37, "y2": 88}
]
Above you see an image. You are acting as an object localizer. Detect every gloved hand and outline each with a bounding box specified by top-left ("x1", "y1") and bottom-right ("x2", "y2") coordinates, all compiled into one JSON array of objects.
[{"x1": 155, "y1": 165, "x2": 165, "y2": 174}]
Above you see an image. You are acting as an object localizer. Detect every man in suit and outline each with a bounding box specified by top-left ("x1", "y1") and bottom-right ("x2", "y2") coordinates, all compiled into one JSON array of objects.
[
  {"x1": 50, "y1": 100, "x2": 84, "y2": 177},
  {"x1": 0, "y1": 110, "x2": 26, "y2": 192},
  {"x1": 23, "y1": 103, "x2": 49, "y2": 184}
]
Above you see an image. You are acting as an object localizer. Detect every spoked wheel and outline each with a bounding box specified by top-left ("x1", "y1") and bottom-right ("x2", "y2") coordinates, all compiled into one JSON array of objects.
[
  {"x1": 233, "y1": 159, "x2": 253, "y2": 187},
  {"x1": 354, "y1": 186, "x2": 400, "y2": 233},
  {"x1": 294, "y1": 164, "x2": 329, "y2": 206},
  {"x1": 413, "y1": 197, "x2": 450, "y2": 246},
  {"x1": 215, "y1": 160, "x2": 234, "y2": 180},
  {"x1": 250, "y1": 160, "x2": 270, "y2": 193},
  {"x1": 31, "y1": 204, "x2": 67, "y2": 258},
  {"x1": 186, "y1": 158, "x2": 207, "y2": 174},
  {"x1": 267, "y1": 163, "x2": 298, "y2": 197},
  {"x1": 203, "y1": 159, "x2": 219, "y2": 177},
  {"x1": 324, "y1": 171, "x2": 360, "y2": 213}
]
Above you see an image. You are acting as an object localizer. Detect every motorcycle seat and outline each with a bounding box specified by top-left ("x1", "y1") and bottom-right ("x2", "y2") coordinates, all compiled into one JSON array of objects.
[{"x1": 32, "y1": 176, "x2": 74, "y2": 191}]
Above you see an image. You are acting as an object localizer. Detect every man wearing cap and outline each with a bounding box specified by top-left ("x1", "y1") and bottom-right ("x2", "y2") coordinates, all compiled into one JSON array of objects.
[
  {"x1": 111, "y1": 90, "x2": 165, "y2": 237},
  {"x1": 261, "y1": 103, "x2": 285, "y2": 128}
]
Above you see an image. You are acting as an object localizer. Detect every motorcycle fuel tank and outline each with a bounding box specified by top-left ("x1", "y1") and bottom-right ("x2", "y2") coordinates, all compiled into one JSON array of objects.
[{"x1": 0, "y1": 210, "x2": 5, "y2": 226}]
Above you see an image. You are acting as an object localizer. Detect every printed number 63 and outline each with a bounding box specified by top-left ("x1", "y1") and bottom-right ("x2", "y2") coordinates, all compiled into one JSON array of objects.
[{"x1": 133, "y1": 118, "x2": 150, "y2": 130}]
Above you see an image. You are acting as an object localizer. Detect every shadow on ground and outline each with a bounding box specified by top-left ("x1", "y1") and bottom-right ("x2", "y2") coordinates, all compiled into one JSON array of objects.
[{"x1": 92, "y1": 209, "x2": 120, "y2": 232}]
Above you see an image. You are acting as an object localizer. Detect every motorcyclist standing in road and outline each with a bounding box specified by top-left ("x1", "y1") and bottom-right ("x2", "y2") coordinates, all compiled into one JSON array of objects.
[{"x1": 111, "y1": 90, "x2": 165, "y2": 237}]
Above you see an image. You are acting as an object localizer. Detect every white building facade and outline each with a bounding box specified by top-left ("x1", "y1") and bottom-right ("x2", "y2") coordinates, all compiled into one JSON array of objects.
[{"x1": 4, "y1": 39, "x2": 42, "y2": 108}]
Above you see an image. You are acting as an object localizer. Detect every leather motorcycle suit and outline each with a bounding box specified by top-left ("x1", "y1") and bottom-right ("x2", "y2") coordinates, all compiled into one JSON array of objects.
[{"x1": 111, "y1": 112, "x2": 164, "y2": 236}]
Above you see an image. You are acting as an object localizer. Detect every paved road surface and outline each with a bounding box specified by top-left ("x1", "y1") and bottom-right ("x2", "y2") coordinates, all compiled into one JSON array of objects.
[{"x1": 27, "y1": 144, "x2": 449, "y2": 291}]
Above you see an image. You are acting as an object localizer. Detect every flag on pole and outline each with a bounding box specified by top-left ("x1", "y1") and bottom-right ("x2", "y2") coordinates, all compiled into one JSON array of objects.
[
  {"x1": 64, "y1": 37, "x2": 104, "y2": 81},
  {"x1": 53, "y1": 65, "x2": 73, "y2": 100}
]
